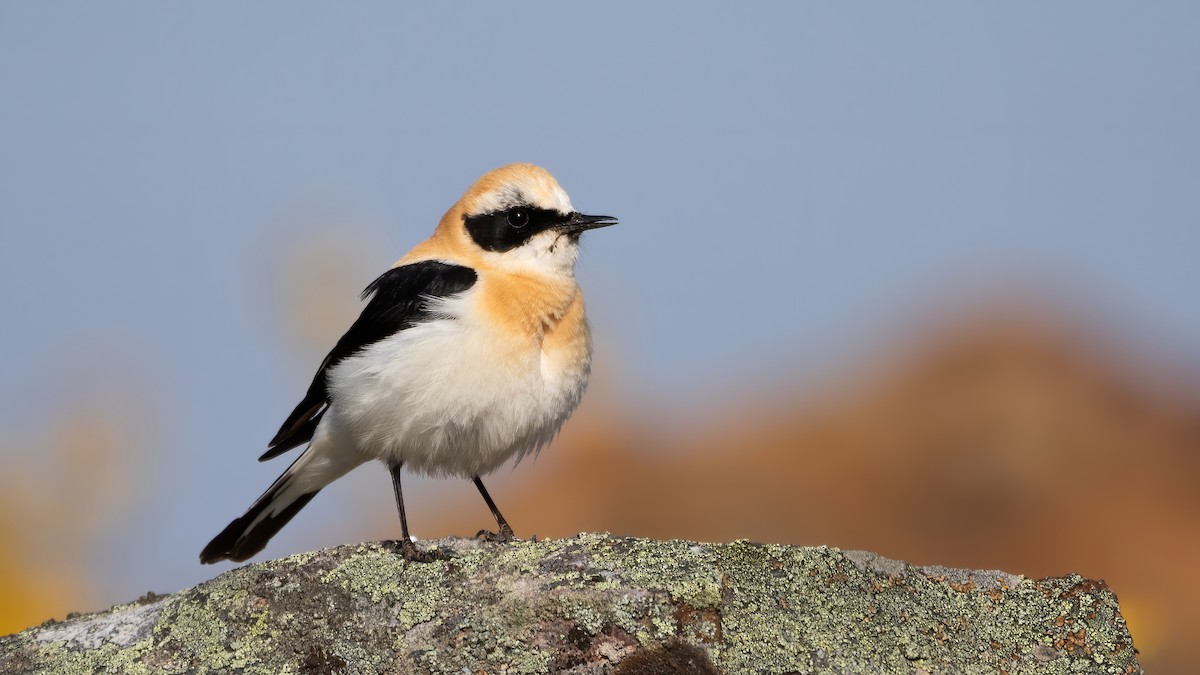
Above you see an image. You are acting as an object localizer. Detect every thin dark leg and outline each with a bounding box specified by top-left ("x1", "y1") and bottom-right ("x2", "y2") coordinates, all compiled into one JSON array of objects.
[
  {"x1": 473, "y1": 475, "x2": 515, "y2": 541},
  {"x1": 388, "y1": 463, "x2": 412, "y2": 542},
  {"x1": 389, "y1": 463, "x2": 431, "y2": 560}
]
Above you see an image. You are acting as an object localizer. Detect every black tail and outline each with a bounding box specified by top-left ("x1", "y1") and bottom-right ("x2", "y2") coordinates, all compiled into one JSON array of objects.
[{"x1": 199, "y1": 465, "x2": 319, "y2": 564}]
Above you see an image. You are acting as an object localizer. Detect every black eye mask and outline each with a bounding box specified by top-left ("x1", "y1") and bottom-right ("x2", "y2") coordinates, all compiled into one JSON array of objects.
[{"x1": 464, "y1": 207, "x2": 615, "y2": 252}]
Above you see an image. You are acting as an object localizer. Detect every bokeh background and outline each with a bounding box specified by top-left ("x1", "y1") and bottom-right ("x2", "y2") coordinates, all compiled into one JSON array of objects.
[{"x1": 2, "y1": 3, "x2": 1198, "y2": 672}]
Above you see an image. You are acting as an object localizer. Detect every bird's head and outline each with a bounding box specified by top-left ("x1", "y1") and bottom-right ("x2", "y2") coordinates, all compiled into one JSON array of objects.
[{"x1": 443, "y1": 164, "x2": 616, "y2": 276}]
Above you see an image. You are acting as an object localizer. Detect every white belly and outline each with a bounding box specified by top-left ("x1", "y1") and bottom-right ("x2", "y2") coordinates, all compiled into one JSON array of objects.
[{"x1": 323, "y1": 294, "x2": 591, "y2": 477}]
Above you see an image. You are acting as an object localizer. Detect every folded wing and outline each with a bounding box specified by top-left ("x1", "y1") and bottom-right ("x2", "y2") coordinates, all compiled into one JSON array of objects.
[{"x1": 260, "y1": 260, "x2": 478, "y2": 461}]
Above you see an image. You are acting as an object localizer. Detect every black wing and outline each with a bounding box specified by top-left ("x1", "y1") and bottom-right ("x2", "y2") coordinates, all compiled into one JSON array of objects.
[{"x1": 260, "y1": 260, "x2": 477, "y2": 461}]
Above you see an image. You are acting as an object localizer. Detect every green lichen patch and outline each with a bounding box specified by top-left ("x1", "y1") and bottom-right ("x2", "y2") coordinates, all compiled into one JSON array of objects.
[{"x1": 0, "y1": 535, "x2": 1141, "y2": 674}]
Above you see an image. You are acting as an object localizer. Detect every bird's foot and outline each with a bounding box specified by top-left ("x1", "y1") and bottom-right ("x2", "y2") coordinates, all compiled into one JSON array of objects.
[
  {"x1": 475, "y1": 524, "x2": 517, "y2": 543},
  {"x1": 393, "y1": 538, "x2": 447, "y2": 563}
]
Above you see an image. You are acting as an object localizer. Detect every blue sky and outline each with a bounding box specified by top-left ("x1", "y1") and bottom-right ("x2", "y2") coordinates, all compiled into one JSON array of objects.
[{"x1": 1, "y1": 3, "x2": 1197, "y2": 608}]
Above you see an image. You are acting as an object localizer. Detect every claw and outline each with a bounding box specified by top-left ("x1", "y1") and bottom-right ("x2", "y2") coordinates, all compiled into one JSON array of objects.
[
  {"x1": 393, "y1": 538, "x2": 446, "y2": 563},
  {"x1": 475, "y1": 524, "x2": 516, "y2": 543}
]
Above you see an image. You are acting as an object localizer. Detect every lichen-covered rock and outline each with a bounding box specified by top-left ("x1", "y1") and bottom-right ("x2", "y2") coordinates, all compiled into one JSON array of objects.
[{"x1": 0, "y1": 534, "x2": 1141, "y2": 674}]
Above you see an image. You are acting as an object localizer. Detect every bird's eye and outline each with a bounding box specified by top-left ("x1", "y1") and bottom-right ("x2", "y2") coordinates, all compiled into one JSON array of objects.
[{"x1": 506, "y1": 208, "x2": 530, "y2": 229}]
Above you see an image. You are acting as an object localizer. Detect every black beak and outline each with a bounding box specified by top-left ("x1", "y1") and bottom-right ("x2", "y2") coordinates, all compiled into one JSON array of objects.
[{"x1": 560, "y1": 212, "x2": 618, "y2": 234}]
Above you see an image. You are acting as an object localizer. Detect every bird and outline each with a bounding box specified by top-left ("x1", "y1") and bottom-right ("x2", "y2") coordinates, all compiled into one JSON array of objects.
[{"x1": 200, "y1": 163, "x2": 616, "y2": 564}]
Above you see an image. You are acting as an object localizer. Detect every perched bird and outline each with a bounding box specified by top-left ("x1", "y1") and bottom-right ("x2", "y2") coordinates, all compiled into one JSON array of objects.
[{"x1": 200, "y1": 164, "x2": 615, "y2": 564}]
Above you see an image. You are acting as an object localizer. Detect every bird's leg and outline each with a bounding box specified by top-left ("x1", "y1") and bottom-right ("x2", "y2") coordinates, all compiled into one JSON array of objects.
[
  {"x1": 473, "y1": 475, "x2": 516, "y2": 542},
  {"x1": 389, "y1": 463, "x2": 427, "y2": 561}
]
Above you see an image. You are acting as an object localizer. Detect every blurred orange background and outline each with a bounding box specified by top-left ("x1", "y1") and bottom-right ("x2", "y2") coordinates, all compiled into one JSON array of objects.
[
  {"x1": 3, "y1": 9, "x2": 1198, "y2": 675},
  {"x1": 4, "y1": 234, "x2": 1195, "y2": 673}
]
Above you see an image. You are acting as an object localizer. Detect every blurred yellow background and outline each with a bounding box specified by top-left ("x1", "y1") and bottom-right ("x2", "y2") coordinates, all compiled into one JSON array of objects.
[
  {"x1": 2, "y1": 6, "x2": 1198, "y2": 675},
  {"x1": 4, "y1": 233, "x2": 1196, "y2": 671}
]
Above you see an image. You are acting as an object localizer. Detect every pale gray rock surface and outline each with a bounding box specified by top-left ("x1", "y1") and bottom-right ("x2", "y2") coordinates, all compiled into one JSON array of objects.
[{"x1": 0, "y1": 534, "x2": 1141, "y2": 674}]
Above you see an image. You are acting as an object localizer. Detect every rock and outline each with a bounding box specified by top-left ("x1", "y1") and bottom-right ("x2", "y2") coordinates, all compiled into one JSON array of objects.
[{"x1": 0, "y1": 534, "x2": 1141, "y2": 674}]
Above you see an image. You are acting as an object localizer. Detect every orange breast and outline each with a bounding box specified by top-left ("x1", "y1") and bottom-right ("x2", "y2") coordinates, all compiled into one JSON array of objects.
[{"x1": 476, "y1": 272, "x2": 583, "y2": 346}]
